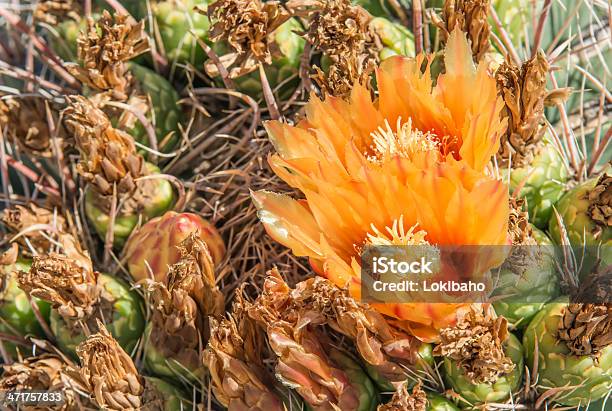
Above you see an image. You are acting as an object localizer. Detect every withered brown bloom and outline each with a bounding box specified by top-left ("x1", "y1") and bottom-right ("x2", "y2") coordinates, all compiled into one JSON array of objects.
[
  {"x1": 1, "y1": 203, "x2": 67, "y2": 255},
  {"x1": 507, "y1": 197, "x2": 535, "y2": 246},
  {"x1": 62, "y1": 95, "x2": 149, "y2": 213},
  {"x1": 440, "y1": 0, "x2": 491, "y2": 63},
  {"x1": 18, "y1": 252, "x2": 99, "y2": 322},
  {"x1": 204, "y1": 292, "x2": 286, "y2": 411},
  {"x1": 495, "y1": 52, "x2": 549, "y2": 168},
  {"x1": 0, "y1": 354, "x2": 88, "y2": 411},
  {"x1": 378, "y1": 381, "x2": 427, "y2": 411},
  {"x1": 67, "y1": 11, "x2": 149, "y2": 101},
  {"x1": 145, "y1": 233, "x2": 224, "y2": 377},
  {"x1": 558, "y1": 303, "x2": 611, "y2": 358},
  {"x1": 33, "y1": 0, "x2": 80, "y2": 25},
  {"x1": 587, "y1": 173, "x2": 611, "y2": 239},
  {"x1": 76, "y1": 324, "x2": 144, "y2": 410},
  {"x1": 433, "y1": 306, "x2": 515, "y2": 384},
  {"x1": 305, "y1": 0, "x2": 381, "y2": 96},
  {"x1": 204, "y1": 0, "x2": 290, "y2": 77},
  {"x1": 0, "y1": 95, "x2": 60, "y2": 157},
  {"x1": 288, "y1": 273, "x2": 430, "y2": 387}
]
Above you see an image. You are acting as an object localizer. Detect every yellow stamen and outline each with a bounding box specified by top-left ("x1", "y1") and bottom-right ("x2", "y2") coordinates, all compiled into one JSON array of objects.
[
  {"x1": 368, "y1": 118, "x2": 439, "y2": 163},
  {"x1": 366, "y1": 216, "x2": 429, "y2": 246}
]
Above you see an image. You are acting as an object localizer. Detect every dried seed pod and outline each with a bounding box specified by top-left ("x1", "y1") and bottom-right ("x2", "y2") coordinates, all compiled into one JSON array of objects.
[
  {"x1": 495, "y1": 52, "x2": 549, "y2": 168},
  {"x1": 76, "y1": 324, "x2": 144, "y2": 410},
  {"x1": 144, "y1": 233, "x2": 224, "y2": 381},
  {"x1": 66, "y1": 11, "x2": 149, "y2": 101},
  {"x1": 507, "y1": 197, "x2": 535, "y2": 246},
  {"x1": 306, "y1": 0, "x2": 381, "y2": 96},
  {"x1": 0, "y1": 354, "x2": 87, "y2": 411},
  {"x1": 33, "y1": 0, "x2": 80, "y2": 25},
  {"x1": 441, "y1": 0, "x2": 491, "y2": 63},
  {"x1": 1, "y1": 203, "x2": 68, "y2": 255},
  {"x1": 247, "y1": 270, "x2": 379, "y2": 410},
  {"x1": 378, "y1": 382, "x2": 427, "y2": 411},
  {"x1": 204, "y1": 0, "x2": 291, "y2": 77},
  {"x1": 18, "y1": 253, "x2": 98, "y2": 322},
  {"x1": 434, "y1": 306, "x2": 515, "y2": 384},
  {"x1": 558, "y1": 303, "x2": 611, "y2": 358},
  {"x1": 205, "y1": 296, "x2": 287, "y2": 411},
  {"x1": 587, "y1": 173, "x2": 612, "y2": 239},
  {"x1": 0, "y1": 95, "x2": 60, "y2": 157}
]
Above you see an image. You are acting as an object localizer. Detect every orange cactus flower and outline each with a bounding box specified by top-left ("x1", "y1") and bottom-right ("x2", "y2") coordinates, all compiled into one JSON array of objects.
[{"x1": 252, "y1": 28, "x2": 509, "y2": 342}]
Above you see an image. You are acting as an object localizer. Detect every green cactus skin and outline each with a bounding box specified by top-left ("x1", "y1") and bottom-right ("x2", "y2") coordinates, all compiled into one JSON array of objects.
[
  {"x1": 549, "y1": 176, "x2": 612, "y2": 247},
  {"x1": 365, "y1": 343, "x2": 434, "y2": 392},
  {"x1": 327, "y1": 349, "x2": 379, "y2": 411},
  {"x1": 50, "y1": 274, "x2": 145, "y2": 357},
  {"x1": 523, "y1": 301, "x2": 612, "y2": 407},
  {"x1": 143, "y1": 377, "x2": 191, "y2": 410},
  {"x1": 548, "y1": 175, "x2": 612, "y2": 279},
  {"x1": 493, "y1": 226, "x2": 560, "y2": 329},
  {"x1": 85, "y1": 163, "x2": 175, "y2": 248},
  {"x1": 128, "y1": 63, "x2": 182, "y2": 152},
  {"x1": 143, "y1": 323, "x2": 205, "y2": 383},
  {"x1": 508, "y1": 144, "x2": 569, "y2": 230},
  {"x1": 443, "y1": 333, "x2": 524, "y2": 405},
  {"x1": 426, "y1": 393, "x2": 460, "y2": 411},
  {"x1": 51, "y1": 17, "x2": 86, "y2": 62},
  {"x1": 153, "y1": 0, "x2": 211, "y2": 67},
  {"x1": 0, "y1": 260, "x2": 51, "y2": 355},
  {"x1": 370, "y1": 17, "x2": 415, "y2": 60},
  {"x1": 489, "y1": 0, "x2": 529, "y2": 48}
]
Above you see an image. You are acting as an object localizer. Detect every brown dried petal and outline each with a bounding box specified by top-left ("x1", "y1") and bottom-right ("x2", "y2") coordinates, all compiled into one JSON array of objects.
[
  {"x1": 33, "y1": 0, "x2": 80, "y2": 25},
  {"x1": 289, "y1": 275, "x2": 427, "y2": 386},
  {"x1": 205, "y1": 0, "x2": 289, "y2": 69},
  {"x1": 76, "y1": 324, "x2": 144, "y2": 410},
  {"x1": 558, "y1": 303, "x2": 611, "y2": 358},
  {"x1": 0, "y1": 354, "x2": 85, "y2": 411},
  {"x1": 508, "y1": 197, "x2": 535, "y2": 246},
  {"x1": 205, "y1": 299, "x2": 285, "y2": 411},
  {"x1": 63, "y1": 96, "x2": 146, "y2": 206},
  {"x1": 247, "y1": 270, "x2": 381, "y2": 409},
  {"x1": 17, "y1": 253, "x2": 99, "y2": 321},
  {"x1": 587, "y1": 173, "x2": 612, "y2": 239},
  {"x1": 433, "y1": 306, "x2": 514, "y2": 384},
  {"x1": 495, "y1": 52, "x2": 549, "y2": 168},
  {"x1": 66, "y1": 11, "x2": 148, "y2": 100},
  {"x1": 378, "y1": 381, "x2": 427, "y2": 411},
  {"x1": 306, "y1": 0, "x2": 381, "y2": 97},
  {"x1": 442, "y1": 0, "x2": 491, "y2": 63},
  {"x1": 1, "y1": 203, "x2": 67, "y2": 255},
  {"x1": 0, "y1": 95, "x2": 58, "y2": 157}
]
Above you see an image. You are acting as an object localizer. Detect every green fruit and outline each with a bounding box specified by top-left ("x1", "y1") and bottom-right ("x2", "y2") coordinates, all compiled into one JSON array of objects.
[
  {"x1": 549, "y1": 176, "x2": 612, "y2": 247},
  {"x1": 127, "y1": 63, "x2": 182, "y2": 152},
  {"x1": 85, "y1": 163, "x2": 175, "y2": 248},
  {"x1": 370, "y1": 17, "x2": 415, "y2": 59},
  {"x1": 328, "y1": 349, "x2": 379, "y2": 411},
  {"x1": 143, "y1": 377, "x2": 191, "y2": 411},
  {"x1": 365, "y1": 343, "x2": 434, "y2": 392},
  {"x1": 153, "y1": 0, "x2": 211, "y2": 67},
  {"x1": 493, "y1": 226, "x2": 560, "y2": 329},
  {"x1": 523, "y1": 301, "x2": 612, "y2": 407},
  {"x1": 51, "y1": 274, "x2": 144, "y2": 357},
  {"x1": 443, "y1": 333, "x2": 524, "y2": 405},
  {"x1": 0, "y1": 260, "x2": 51, "y2": 355},
  {"x1": 143, "y1": 323, "x2": 205, "y2": 383},
  {"x1": 508, "y1": 143, "x2": 569, "y2": 229},
  {"x1": 426, "y1": 393, "x2": 460, "y2": 411}
]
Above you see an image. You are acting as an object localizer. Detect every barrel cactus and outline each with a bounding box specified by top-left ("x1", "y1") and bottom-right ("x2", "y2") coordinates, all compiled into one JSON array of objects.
[{"x1": 523, "y1": 301, "x2": 611, "y2": 407}]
